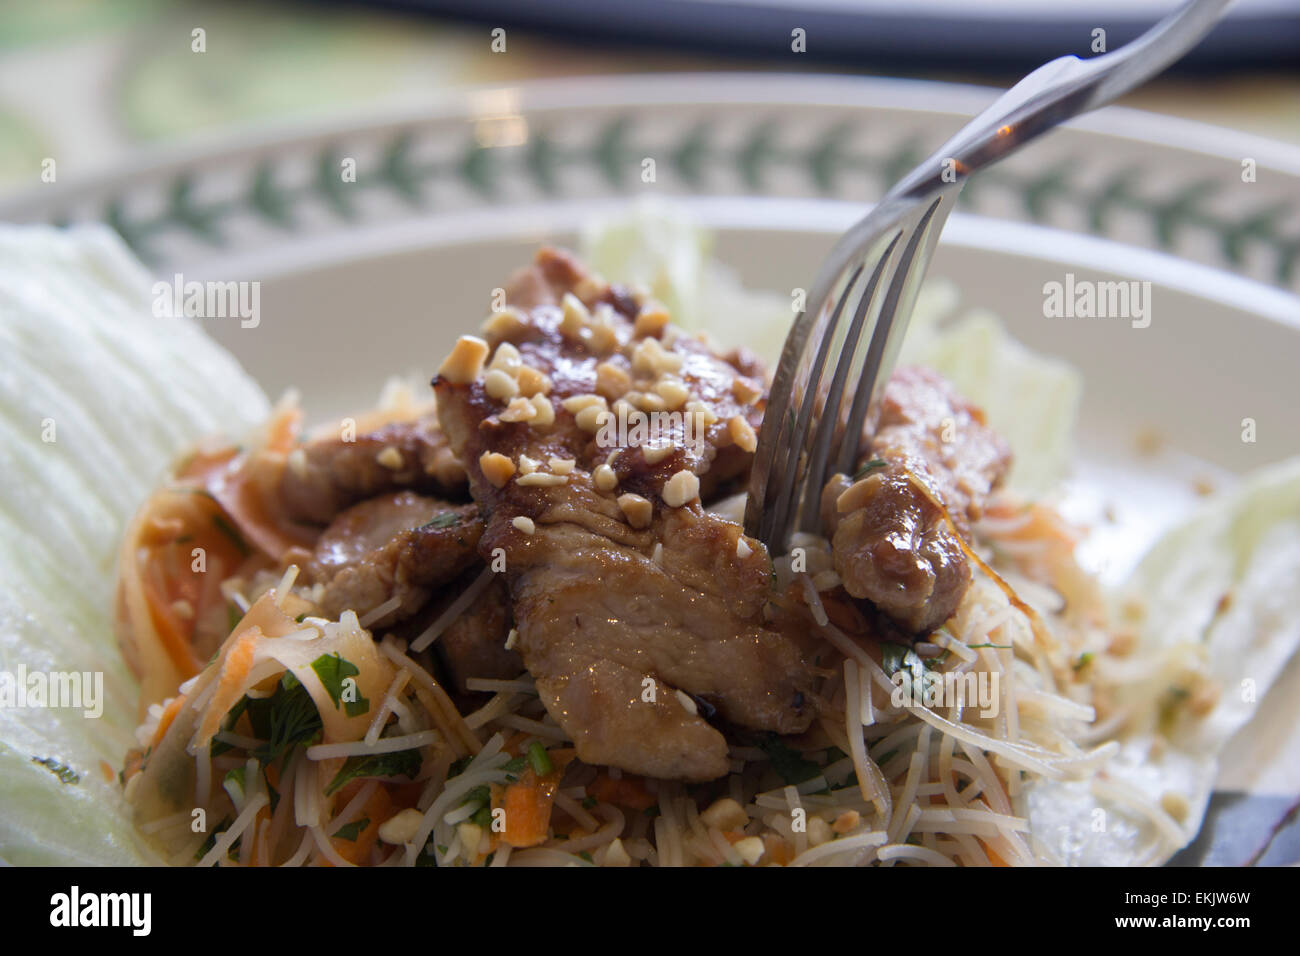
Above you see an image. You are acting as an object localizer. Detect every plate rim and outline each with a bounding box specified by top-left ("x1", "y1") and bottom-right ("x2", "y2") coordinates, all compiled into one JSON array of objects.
[{"x1": 3, "y1": 71, "x2": 1299, "y2": 214}]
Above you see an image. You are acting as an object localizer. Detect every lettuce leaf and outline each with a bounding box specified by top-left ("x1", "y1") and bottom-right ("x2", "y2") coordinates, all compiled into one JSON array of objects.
[{"x1": 0, "y1": 225, "x2": 270, "y2": 864}]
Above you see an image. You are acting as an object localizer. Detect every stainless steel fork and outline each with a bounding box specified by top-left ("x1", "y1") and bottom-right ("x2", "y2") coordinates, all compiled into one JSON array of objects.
[{"x1": 744, "y1": 0, "x2": 1230, "y2": 552}]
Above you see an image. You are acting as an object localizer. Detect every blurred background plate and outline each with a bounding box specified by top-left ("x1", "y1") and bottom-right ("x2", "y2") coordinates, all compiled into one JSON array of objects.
[{"x1": 3, "y1": 73, "x2": 1299, "y2": 290}]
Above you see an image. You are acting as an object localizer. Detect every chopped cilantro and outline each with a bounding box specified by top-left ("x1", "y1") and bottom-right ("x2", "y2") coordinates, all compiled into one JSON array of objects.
[
  {"x1": 420, "y1": 513, "x2": 462, "y2": 530},
  {"x1": 852, "y1": 458, "x2": 888, "y2": 480},
  {"x1": 324, "y1": 748, "x2": 422, "y2": 796},
  {"x1": 311, "y1": 652, "x2": 370, "y2": 718},
  {"x1": 333, "y1": 817, "x2": 370, "y2": 841},
  {"x1": 581, "y1": 795, "x2": 598, "y2": 810},
  {"x1": 250, "y1": 673, "x2": 322, "y2": 767},
  {"x1": 31, "y1": 756, "x2": 79, "y2": 785},
  {"x1": 755, "y1": 734, "x2": 822, "y2": 786},
  {"x1": 1073, "y1": 652, "x2": 1094, "y2": 673}
]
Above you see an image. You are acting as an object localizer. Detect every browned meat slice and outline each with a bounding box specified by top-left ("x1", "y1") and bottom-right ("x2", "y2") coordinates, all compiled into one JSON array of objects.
[
  {"x1": 822, "y1": 366, "x2": 1012, "y2": 634},
  {"x1": 433, "y1": 247, "x2": 817, "y2": 781},
  {"x1": 279, "y1": 414, "x2": 467, "y2": 525},
  {"x1": 433, "y1": 575, "x2": 523, "y2": 695},
  {"x1": 307, "y1": 491, "x2": 481, "y2": 628}
]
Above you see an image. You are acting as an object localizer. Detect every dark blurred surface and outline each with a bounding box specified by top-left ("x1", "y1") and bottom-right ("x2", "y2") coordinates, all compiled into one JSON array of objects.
[{"x1": 357, "y1": 0, "x2": 1300, "y2": 72}]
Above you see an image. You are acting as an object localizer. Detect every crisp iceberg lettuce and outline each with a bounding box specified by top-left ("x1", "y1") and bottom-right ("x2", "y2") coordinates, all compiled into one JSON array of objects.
[{"x1": 0, "y1": 225, "x2": 269, "y2": 864}]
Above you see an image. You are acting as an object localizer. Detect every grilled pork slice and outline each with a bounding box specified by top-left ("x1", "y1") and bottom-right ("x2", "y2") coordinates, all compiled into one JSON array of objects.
[
  {"x1": 279, "y1": 413, "x2": 467, "y2": 526},
  {"x1": 433, "y1": 574, "x2": 523, "y2": 696},
  {"x1": 307, "y1": 491, "x2": 482, "y2": 628},
  {"x1": 822, "y1": 366, "x2": 1012, "y2": 635},
  {"x1": 434, "y1": 247, "x2": 817, "y2": 781}
]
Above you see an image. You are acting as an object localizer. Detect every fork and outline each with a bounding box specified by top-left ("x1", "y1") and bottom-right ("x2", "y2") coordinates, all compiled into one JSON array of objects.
[{"x1": 744, "y1": 0, "x2": 1230, "y2": 552}]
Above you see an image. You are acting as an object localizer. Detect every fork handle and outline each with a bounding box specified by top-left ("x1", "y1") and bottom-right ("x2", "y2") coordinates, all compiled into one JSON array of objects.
[{"x1": 888, "y1": 0, "x2": 1231, "y2": 203}]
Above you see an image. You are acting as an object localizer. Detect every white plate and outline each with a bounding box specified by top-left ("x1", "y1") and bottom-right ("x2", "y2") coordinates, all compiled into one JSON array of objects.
[{"x1": 6, "y1": 73, "x2": 1299, "y2": 863}]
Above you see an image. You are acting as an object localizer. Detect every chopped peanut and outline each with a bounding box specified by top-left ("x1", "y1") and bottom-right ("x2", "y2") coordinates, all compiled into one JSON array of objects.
[
  {"x1": 593, "y1": 463, "x2": 618, "y2": 492},
  {"x1": 641, "y1": 442, "x2": 675, "y2": 465},
  {"x1": 438, "y1": 335, "x2": 489, "y2": 385},
  {"x1": 662, "y1": 469, "x2": 700, "y2": 508},
  {"x1": 479, "y1": 452, "x2": 516, "y2": 488},
  {"x1": 517, "y1": 473, "x2": 569, "y2": 487},
  {"x1": 618, "y1": 493, "x2": 653, "y2": 529},
  {"x1": 530, "y1": 394, "x2": 556, "y2": 426},
  {"x1": 516, "y1": 366, "x2": 551, "y2": 397},
  {"x1": 728, "y1": 415, "x2": 758, "y2": 453},
  {"x1": 484, "y1": 368, "x2": 520, "y2": 401},
  {"x1": 700, "y1": 797, "x2": 749, "y2": 831},
  {"x1": 499, "y1": 397, "x2": 538, "y2": 423}
]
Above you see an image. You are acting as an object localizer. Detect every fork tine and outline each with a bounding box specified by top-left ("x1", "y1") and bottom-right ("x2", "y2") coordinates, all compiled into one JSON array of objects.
[
  {"x1": 795, "y1": 230, "x2": 905, "y2": 532},
  {"x1": 758, "y1": 262, "x2": 864, "y2": 547},
  {"x1": 832, "y1": 190, "x2": 958, "y2": 480}
]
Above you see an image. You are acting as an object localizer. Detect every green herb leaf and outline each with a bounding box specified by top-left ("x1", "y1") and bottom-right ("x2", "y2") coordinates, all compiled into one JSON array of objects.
[
  {"x1": 755, "y1": 734, "x2": 822, "y2": 786},
  {"x1": 852, "y1": 458, "x2": 888, "y2": 480},
  {"x1": 311, "y1": 652, "x2": 370, "y2": 718},
  {"x1": 333, "y1": 817, "x2": 370, "y2": 841},
  {"x1": 420, "y1": 513, "x2": 462, "y2": 530},
  {"x1": 250, "y1": 673, "x2": 322, "y2": 767},
  {"x1": 31, "y1": 756, "x2": 79, "y2": 785},
  {"x1": 324, "y1": 748, "x2": 422, "y2": 796}
]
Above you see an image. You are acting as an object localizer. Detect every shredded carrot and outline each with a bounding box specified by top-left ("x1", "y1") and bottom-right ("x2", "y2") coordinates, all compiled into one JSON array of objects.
[
  {"x1": 498, "y1": 767, "x2": 559, "y2": 848},
  {"x1": 150, "y1": 694, "x2": 186, "y2": 749},
  {"x1": 981, "y1": 839, "x2": 1010, "y2": 866},
  {"x1": 195, "y1": 627, "x2": 263, "y2": 746},
  {"x1": 333, "y1": 787, "x2": 391, "y2": 865}
]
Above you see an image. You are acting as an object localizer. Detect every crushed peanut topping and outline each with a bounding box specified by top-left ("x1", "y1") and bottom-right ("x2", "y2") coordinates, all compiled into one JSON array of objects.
[
  {"x1": 484, "y1": 368, "x2": 520, "y2": 401},
  {"x1": 632, "y1": 305, "x2": 669, "y2": 339},
  {"x1": 593, "y1": 463, "x2": 618, "y2": 492},
  {"x1": 575, "y1": 405, "x2": 611, "y2": 434},
  {"x1": 731, "y1": 376, "x2": 762, "y2": 405},
  {"x1": 516, "y1": 472, "x2": 569, "y2": 487},
  {"x1": 595, "y1": 361, "x2": 632, "y2": 400},
  {"x1": 499, "y1": 396, "x2": 538, "y2": 423},
  {"x1": 479, "y1": 451, "x2": 516, "y2": 488},
  {"x1": 512, "y1": 515, "x2": 536, "y2": 535},
  {"x1": 530, "y1": 394, "x2": 556, "y2": 426},
  {"x1": 559, "y1": 292, "x2": 591, "y2": 338},
  {"x1": 488, "y1": 341, "x2": 522, "y2": 375},
  {"x1": 516, "y1": 366, "x2": 551, "y2": 397},
  {"x1": 641, "y1": 441, "x2": 675, "y2": 465},
  {"x1": 836, "y1": 474, "x2": 880, "y2": 514},
  {"x1": 481, "y1": 306, "x2": 526, "y2": 338},
  {"x1": 438, "y1": 335, "x2": 489, "y2": 385},
  {"x1": 376, "y1": 445, "x2": 404, "y2": 470},
  {"x1": 617, "y1": 493, "x2": 653, "y2": 529},
  {"x1": 728, "y1": 415, "x2": 758, "y2": 453},
  {"x1": 662, "y1": 469, "x2": 701, "y2": 508}
]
